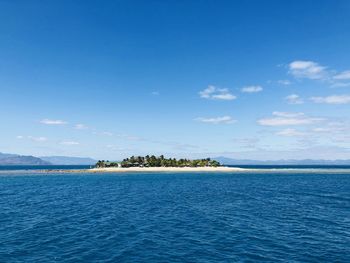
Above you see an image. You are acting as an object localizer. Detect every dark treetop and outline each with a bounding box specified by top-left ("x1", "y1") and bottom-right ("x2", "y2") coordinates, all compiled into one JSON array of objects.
[{"x1": 96, "y1": 155, "x2": 221, "y2": 168}]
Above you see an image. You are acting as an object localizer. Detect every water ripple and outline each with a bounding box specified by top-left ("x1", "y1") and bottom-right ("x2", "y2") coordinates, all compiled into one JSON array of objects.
[{"x1": 0, "y1": 172, "x2": 349, "y2": 262}]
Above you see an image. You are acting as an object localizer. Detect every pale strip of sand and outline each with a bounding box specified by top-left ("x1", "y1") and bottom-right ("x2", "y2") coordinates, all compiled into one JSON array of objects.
[{"x1": 88, "y1": 166, "x2": 246, "y2": 173}]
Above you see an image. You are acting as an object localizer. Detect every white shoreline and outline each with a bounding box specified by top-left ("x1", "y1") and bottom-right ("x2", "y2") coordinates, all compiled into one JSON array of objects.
[{"x1": 89, "y1": 166, "x2": 246, "y2": 173}]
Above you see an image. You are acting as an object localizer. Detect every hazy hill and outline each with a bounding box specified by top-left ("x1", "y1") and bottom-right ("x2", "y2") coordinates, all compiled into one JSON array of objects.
[
  {"x1": 0, "y1": 152, "x2": 18, "y2": 159},
  {"x1": 214, "y1": 156, "x2": 350, "y2": 165},
  {"x1": 0, "y1": 153, "x2": 51, "y2": 165},
  {"x1": 0, "y1": 152, "x2": 96, "y2": 165}
]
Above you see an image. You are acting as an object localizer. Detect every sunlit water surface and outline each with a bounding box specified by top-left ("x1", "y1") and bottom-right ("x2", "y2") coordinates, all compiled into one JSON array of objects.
[{"x1": 0, "y1": 171, "x2": 349, "y2": 262}]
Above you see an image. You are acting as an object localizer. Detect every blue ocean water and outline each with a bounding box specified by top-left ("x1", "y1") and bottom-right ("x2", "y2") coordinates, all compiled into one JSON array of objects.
[
  {"x1": 0, "y1": 165, "x2": 91, "y2": 171},
  {"x1": 0, "y1": 171, "x2": 349, "y2": 262},
  {"x1": 230, "y1": 164, "x2": 350, "y2": 169}
]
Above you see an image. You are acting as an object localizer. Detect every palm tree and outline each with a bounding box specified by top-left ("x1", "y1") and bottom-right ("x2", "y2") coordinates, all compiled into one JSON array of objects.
[{"x1": 96, "y1": 155, "x2": 221, "y2": 168}]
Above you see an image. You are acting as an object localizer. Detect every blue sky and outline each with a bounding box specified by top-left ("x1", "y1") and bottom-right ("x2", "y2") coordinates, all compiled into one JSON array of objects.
[{"x1": 1, "y1": 0, "x2": 350, "y2": 160}]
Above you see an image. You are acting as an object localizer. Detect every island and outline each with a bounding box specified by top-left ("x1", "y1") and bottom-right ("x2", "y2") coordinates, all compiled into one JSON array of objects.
[
  {"x1": 87, "y1": 155, "x2": 245, "y2": 173},
  {"x1": 96, "y1": 155, "x2": 221, "y2": 168}
]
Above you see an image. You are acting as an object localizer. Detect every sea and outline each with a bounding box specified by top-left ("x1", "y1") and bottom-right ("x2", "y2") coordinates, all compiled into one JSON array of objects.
[{"x1": 0, "y1": 165, "x2": 349, "y2": 262}]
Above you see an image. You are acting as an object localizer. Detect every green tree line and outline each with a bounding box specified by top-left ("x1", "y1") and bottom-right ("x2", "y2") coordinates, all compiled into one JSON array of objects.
[{"x1": 95, "y1": 155, "x2": 221, "y2": 168}]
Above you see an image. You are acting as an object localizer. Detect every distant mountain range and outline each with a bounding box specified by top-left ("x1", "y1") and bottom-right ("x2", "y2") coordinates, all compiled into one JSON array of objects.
[
  {"x1": 2, "y1": 152, "x2": 350, "y2": 166},
  {"x1": 0, "y1": 153, "x2": 51, "y2": 165},
  {"x1": 213, "y1": 156, "x2": 350, "y2": 165},
  {"x1": 0, "y1": 152, "x2": 96, "y2": 165}
]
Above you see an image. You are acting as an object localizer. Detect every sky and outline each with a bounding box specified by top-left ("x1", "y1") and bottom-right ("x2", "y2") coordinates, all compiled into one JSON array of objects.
[{"x1": 1, "y1": 0, "x2": 350, "y2": 160}]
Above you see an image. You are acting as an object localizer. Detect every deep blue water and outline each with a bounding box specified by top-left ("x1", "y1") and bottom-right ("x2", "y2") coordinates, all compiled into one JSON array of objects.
[
  {"x1": 229, "y1": 164, "x2": 350, "y2": 169},
  {"x1": 0, "y1": 171, "x2": 349, "y2": 262},
  {"x1": 0, "y1": 165, "x2": 91, "y2": 171}
]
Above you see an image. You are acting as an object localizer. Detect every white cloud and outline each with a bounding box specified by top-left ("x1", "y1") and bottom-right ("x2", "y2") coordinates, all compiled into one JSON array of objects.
[
  {"x1": 212, "y1": 93, "x2": 236, "y2": 100},
  {"x1": 16, "y1": 135, "x2": 48, "y2": 142},
  {"x1": 310, "y1": 95, "x2": 350, "y2": 104},
  {"x1": 333, "y1": 70, "x2": 350, "y2": 80},
  {"x1": 60, "y1": 140, "x2": 79, "y2": 145},
  {"x1": 313, "y1": 122, "x2": 350, "y2": 135},
  {"x1": 259, "y1": 118, "x2": 307, "y2": 126},
  {"x1": 258, "y1": 112, "x2": 323, "y2": 126},
  {"x1": 195, "y1": 116, "x2": 236, "y2": 124},
  {"x1": 199, "y1": 85, "x2": 236, "y2": 100},
  {"x1": 289, "y1": 60, "x2": 328, "y2": 80},
  {"x1": 28, "y1": 136, "x2": 48, "y2": 142},
  {"x1": 241, "y1": 85, "x2": 263, "y2": 93},
  {"x1": 288, "y1": 60, "x2": 350, "y2": 89},
  {"x1": 277, "y1": 80, "x2": 291, "y2": 85},
  {"x1": 312, "y1": 127, "x2": 332, "y2": 133},
  {"x1": 115, "y1": 134, "x2": 142, "y2": 141},
  {"x1": 40, "y1": 119, "x2": 67, "y2": 125},
  {"x1": 276, "y1": 128, "x2": 306, "y2": 137},
  {"x1": 285, "y1": 94, "x2": 304, "y2": 104},
  {"x1": 272, "y1": 111, "x2": 305, "y2": 118},
  {"x1": 74, "y1": 124, "x2": 88, "y2": 130}
]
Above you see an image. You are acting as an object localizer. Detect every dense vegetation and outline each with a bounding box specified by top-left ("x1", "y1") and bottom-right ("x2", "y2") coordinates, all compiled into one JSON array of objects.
[{"x1": 95, "y1": 155, "x2": 221, "y2": 168}]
